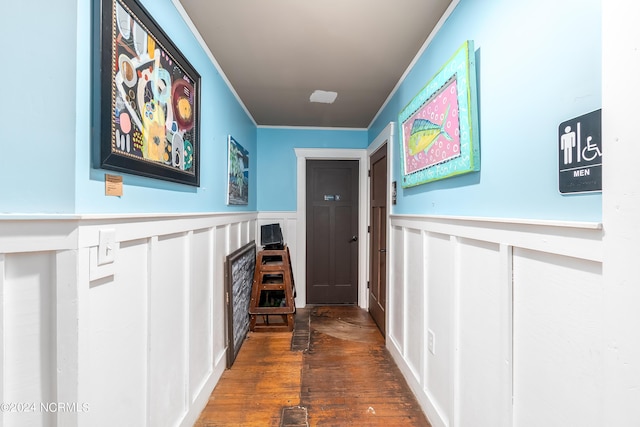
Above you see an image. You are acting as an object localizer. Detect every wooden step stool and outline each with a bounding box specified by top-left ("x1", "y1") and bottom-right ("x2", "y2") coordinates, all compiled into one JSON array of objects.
[{"x1": 249, "y1": 245, "x2": 296, "y2": 332}]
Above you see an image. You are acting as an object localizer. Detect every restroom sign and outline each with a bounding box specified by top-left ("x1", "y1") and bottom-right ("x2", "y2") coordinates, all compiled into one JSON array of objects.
[{"x1": 558, "y1": 109, "x2": 602, "y2": 194}]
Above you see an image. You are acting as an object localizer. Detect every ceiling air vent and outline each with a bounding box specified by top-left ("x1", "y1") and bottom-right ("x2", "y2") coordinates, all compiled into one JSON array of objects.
[{"x1": 309, "y1": 90, "x2": 338, "y2": 104}]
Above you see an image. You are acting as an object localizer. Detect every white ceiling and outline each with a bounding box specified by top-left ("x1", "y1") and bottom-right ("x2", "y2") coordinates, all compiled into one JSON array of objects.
[{"x1": 177, "y1": 0, "x2": 454, "y2": 128}]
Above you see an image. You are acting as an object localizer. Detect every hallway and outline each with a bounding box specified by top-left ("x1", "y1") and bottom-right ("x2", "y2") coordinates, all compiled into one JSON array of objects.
[{"x1": 195, "y1": 306, "x2": 431, "y2": 426}]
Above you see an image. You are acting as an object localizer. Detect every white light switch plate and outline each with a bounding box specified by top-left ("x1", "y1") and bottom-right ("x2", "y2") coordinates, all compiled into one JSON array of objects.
[{"x1": 98, "y1": 229, "x2": 117, "y2": 265}]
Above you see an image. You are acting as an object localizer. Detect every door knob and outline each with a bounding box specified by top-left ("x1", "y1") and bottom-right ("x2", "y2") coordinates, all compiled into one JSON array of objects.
[
  {"x1": 379, "y1": 248, "x2": 386, "y2": 253},
  {"x1": 351, "y1": 236, "x2": 358, "y2": 242}
]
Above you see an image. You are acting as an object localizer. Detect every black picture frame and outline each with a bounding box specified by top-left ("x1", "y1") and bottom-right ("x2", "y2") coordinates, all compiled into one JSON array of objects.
[
  {"x1": 224, "y1": 241, "x2": 257, "y2": 367},
  {"x1": 94, "y1": 0, "x2": 201, "y2": 186}
]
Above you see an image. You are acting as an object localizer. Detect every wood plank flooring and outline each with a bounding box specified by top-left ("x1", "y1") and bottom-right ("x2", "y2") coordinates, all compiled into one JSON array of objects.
[{"x1": 195, "y1": 306, "x2": 430, "y2": 427}]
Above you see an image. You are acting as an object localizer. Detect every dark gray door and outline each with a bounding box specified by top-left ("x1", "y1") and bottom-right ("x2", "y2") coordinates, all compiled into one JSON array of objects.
[
  {"x1": 369, "y1": 145, "x2": 387, "y2": 335},
  {"x1": 306, "y1": 160, "x2": 359, "y2": 304}
]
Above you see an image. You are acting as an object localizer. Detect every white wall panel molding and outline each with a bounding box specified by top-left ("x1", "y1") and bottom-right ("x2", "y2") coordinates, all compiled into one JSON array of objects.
[
  {"x1": 213, "y1": 225, "x2": 230, "y2": 367},
  {"x1": 451, "y1": 236, "x2": 462, "y2": 427},
  {"x1": 388, "y1": 215, "x2": 602, "y2": 427},
  {"x1": 3, "y1": 252, "x2": 57, "y2": 427},
  {"x1": 404, "y1": 228, "x2": 425, "y2": 382},
  {"x1": 0, "y1": 212, "x2": 257, "y2": 254},
  {"x1": 76, "y1": 212, "x2": 257, "y2": 248},
  {"x1": 391, "y1": 214, "x2": 602, "y2": 262},
  {"x1": 512, "y1": 249, "x2": 603, "y2": 426},
  {"x1": 189, "y1": 229, "x2": 213, "y2": 404},
  {"x1": 0, "y1": 219, "x2": 79, "y2": 253},
  {"x1": 0, "y1": 212, "x2": 257, "y2": 427},
  {"x1": 499, "y1": 243, "x2": 514, "y2": 427},
  {"x1": 56, "y1": 249, "x2": 83, "y2": 427}
]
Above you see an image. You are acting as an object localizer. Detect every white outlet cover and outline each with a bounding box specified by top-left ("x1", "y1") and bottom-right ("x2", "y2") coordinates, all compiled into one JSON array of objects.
[{"x1": 427, "y1": 329, "x2": 435, "y2": 355}]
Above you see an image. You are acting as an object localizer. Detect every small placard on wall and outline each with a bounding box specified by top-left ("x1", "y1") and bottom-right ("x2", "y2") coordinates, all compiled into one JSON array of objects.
[
  {"x1": 558, "y1": 109, "x2": 602, "y2": 194},
  {"x1": 105, "y1": 174, "x2": 123, "y2": 196}
]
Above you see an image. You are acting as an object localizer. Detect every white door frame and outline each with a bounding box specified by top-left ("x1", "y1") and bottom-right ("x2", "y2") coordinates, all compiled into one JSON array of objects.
[
  {"x1": 366, "y1": 122, "x2": 395, "y2": 325},
  {"x1": 295, "y1": 148, "x2": 368, "y2": 308}
]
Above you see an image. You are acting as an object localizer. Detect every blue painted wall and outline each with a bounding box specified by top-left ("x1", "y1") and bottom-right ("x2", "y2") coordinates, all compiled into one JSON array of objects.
[
  {"x1": 1, "y1": 0, "x2": 256, "y2": 214},
  {"x1": 370, "y1": 0, "x2": 602, "y2": 222},
  {"x1": 256, "y1": 128, "x2": 368, "y2": 211},
  {"x1": 2, "y1": 0, "x2": 601, "y2": 222},
  {"x1": 0, "y1": 1, "x2": 77, "y2": 213},
  {"x1": 76, "y1": 0, "x2": 257, "y2": 213}
]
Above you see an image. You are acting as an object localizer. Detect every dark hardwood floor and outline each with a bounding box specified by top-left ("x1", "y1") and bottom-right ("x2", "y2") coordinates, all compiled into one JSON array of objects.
[{"x1": 195, "y1": 306, "x2": 430, "y2": 427}]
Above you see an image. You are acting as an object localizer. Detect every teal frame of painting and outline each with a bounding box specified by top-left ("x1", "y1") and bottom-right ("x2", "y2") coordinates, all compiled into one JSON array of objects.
[{"x1": 399, "y1": 40, "x2": 479, "y2": 188}]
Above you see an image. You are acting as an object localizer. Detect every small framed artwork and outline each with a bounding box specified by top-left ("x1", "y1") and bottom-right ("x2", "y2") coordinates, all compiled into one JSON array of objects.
[
  {"x1": 94, "y1": 0, "x2": 201, "y2": 186},
  {"x1": 399, "y1": 40, "x2": 480, "y2": 188},
  {"x1": 227, "y1": 135, "x2": 249, "y2": 205}
]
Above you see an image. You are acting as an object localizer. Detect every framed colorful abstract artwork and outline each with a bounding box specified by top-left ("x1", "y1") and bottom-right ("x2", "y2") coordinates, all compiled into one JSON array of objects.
[
  {"x1": 94, "y1": 0, "x2": 201, "y2": 186},
  {"x1": 399, "y1": 40, "x2": 479, "y2": 188},
  {"x1": 227, "y1": 136, "x2": 249, "y2": 205}
]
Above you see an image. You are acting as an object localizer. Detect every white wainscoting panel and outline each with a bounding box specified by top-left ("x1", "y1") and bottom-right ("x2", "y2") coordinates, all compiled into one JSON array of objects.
[
  {"x1": 0, "y1": 212, "x2": 257, "y2": 427},
  {"x1": 389, "y1": 226, "x2": 405, "y2": 352},
  {"x1": 87, "y1": 238, "x2": 148, "y2": 426},
  {"x1": 3, "y1": 252, "x2": 56, "y2": 427},
  {"x1": 456, "y1": 238, "x2": 505, "y2": 427},
  {"x1": 425, "y1": 233, "x2": 453, "y2": 425},
  {"x1": 149, "y1": 233, "x2": 189, "y2": 426},
  {"x1": 1, "y1": 212, "x2": 603, "y2": 427},
  {"x1": 228, "y1": 222, "x2": 241, "y2": 252},
  {"x1": 404, "y1": 229, "x2": 425, "y2": 383},
  {"x1": 388, "y1": 214, "x2": 603, "y2": 427},
  {"x1": 189, "y1": 229, "x2": 214, "y2": 403},
  {"x1": 513, "y1": 248, "x2": 603, "y2": 427},
  {"x1": 213, "y1": 225, "x2": 229, "y2": 367}
]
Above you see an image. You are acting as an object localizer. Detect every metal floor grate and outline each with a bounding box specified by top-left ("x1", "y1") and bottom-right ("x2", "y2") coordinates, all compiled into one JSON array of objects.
[
  {"x1": 290, "y1": 309, "x2": 310, "y2": 352},
  {"x1": 280, "y1": 406, "x2": 308, "y2": 427}
]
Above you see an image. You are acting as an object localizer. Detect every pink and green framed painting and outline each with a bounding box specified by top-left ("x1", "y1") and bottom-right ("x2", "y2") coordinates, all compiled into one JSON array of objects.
[{"x1": 399, "y1": 40, "x2": 479, "y2": 188}]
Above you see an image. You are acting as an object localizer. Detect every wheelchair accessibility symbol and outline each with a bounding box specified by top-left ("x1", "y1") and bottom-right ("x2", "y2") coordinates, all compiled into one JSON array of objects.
[{"x1": 581, "y1": 136, "x2": 601, "y2": 161}]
